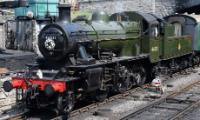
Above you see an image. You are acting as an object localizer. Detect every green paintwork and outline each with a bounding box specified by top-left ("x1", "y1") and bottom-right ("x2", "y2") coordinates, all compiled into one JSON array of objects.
[
  {"x1": 71, "y1": 11, "x2": 92, "y2": 20},
  {"x1": 92, "y1": 21, "x2": 141, "y2": 57},
  {"x1": 72, "y1": 18, "x2": 142, "y2": 57},
  {"x1": 161, "y1": 24, "x2": 192, "y2": 60},
  {"x1": 149, "y1": 38, "x2": 161, "y2": 63},
  {"x1": 97, "y1": 39, "x2": 140, "y2": 56},
  {"x1": 194, "y1": 23, "x2": 200, "y2": 51},
  {"x1": 141, "y1": 35, "x2": 149, "y2": 54},
  {"x1": 139, "y1": 23, "x2": 192, "y2": 63},
  {"x1": 71, "y1": 12, "x2": 193, "y2": 63}
]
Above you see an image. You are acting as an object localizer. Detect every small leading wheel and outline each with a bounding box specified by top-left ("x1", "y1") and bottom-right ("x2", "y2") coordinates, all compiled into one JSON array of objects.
[
  {"x1": 57, "y1": 91, "x2": 75, "y2": 115},
  {"x1": 133, "y1": 65, "x2": 146, "y2": 86},
  {"x1": 116, "y1": 79, "x2": 128, "y2": 93},
  {"x1": 126, "y1": 71, "x2": 134, "y2": 90},
  {"x1": 188, "y1": 56, "x2": 194, "y2": 67}
]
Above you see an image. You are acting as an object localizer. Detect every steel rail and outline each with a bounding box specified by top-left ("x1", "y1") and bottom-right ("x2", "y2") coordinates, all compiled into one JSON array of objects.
[
  {"x1": 120, "y1": 81, "x2": 200, "y2": 120},
  {"x1": 169, "y1": 99, "x2": 200, "y2": 120},
  {"x1": 51, "y1": 87, "x2": 144, "y2": 120}
]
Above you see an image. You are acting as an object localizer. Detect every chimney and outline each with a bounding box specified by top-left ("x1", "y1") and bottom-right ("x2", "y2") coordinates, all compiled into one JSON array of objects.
[
  {"x1": 58, "y1": 4, "x2": 71, "y2": 23},
  {"x1": 0, "y1": 0, "x2": 28, "y2": 8},
  {"x1": 18, "y1": 0, "x2": 28, "y2": 7}
]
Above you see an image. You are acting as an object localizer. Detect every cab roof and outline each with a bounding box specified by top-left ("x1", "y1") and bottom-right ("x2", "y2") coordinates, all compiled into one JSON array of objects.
[{"x1": 110, "y1": 11, "x2": 160, "y2": 25}]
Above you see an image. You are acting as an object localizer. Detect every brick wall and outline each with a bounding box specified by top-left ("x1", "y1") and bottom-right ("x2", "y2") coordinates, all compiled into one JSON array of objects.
[{"x1": 78, "y1": 0, "x2": 176, "y2": 18}]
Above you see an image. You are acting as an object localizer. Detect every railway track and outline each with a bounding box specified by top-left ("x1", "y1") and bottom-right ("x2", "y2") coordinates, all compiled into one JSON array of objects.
[
  {"x1": 2, "y1": 70, "x2": 143, "y2": 119},
  {"x1": 0, "y1": 86, "x2": 144, "y2": 120},
  {"x1": 0, "y1": 70, "x2": 26, "y2": 120},
  {"x1": 71, "y1": 87, "x2": 144, "y2": 116},
  {"x1": 2, "y1": 112, "x2": 26, "y2": 120},
  {"x1": 2, "y1": 81, "x2": 200, "y2": 120},
  {"x1": 121, "y1": 81, "x2": 200, "y2": 120},
  {"x1": 52, "y1": 87, "x2": 144, "y2": 120},
  {"x1": 0, "y1": 102, "x2": 26, "y2": 120},
  {"x1": 1, "y1": 68, "x2": 200, "y2": 120}
]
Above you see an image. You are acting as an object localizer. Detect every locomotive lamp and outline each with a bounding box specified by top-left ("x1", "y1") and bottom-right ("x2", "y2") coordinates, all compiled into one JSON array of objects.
[
  {"x1": 26, "y1": 11, "x2": 34, "y2": 19},
  {"x1": 44, "y1": 84, "x2": 55, "y2": 96},
  {"x1": 3, "y1": 81, "x2": 13, "y2": 92},
  {"x1": 36, "y1": 69, "x2": 43, "y2": 79}
]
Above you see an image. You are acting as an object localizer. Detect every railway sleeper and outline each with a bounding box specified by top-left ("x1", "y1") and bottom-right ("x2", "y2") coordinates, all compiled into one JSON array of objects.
[
  {"x1": 166, "y1": 98, "x2": 195, "y2": 104},
  {"x1": 153, "y1": 105, "x2": 183, "y2": 111}
]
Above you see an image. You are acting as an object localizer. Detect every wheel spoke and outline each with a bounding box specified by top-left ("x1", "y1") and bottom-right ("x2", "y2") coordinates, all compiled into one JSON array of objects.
[
  {"x1": 57, "y1": 92, "x2": 75, "y2": 115},
  {"x1": 132, "y1": 65, "x2": 146, "y2": 86}
]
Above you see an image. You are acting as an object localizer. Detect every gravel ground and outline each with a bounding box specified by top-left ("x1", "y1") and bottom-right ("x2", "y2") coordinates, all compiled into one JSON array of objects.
[
  {"x1": 0, "y1": 50, "x2": 36, "y2": 71},
  {"x1": 70, "y1": 67, "x2": 200, "y2": 120},
  {"x1": 182, "y1": 107, "x2": 200, "y2": 120},
  {"x1": 0, "y1": 75, "x2": 16, "y2": 114}
]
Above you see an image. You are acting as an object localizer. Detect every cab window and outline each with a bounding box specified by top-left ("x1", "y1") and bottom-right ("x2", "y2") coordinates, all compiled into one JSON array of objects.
[
  {"x1": 173, "y1": 22, "x2": 182, "y2": 37},
  {"x1": 150, "y1": 25, "x2": 159, "y2": 37}
]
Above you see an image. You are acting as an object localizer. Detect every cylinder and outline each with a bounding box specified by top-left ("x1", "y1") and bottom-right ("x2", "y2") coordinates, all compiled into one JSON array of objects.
[{"x1": 18, "y1": 0, "x2": 28, "y2": 7}]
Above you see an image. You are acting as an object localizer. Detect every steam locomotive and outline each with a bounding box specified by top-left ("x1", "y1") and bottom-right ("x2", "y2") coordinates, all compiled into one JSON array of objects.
[{"x1": 3, "y1": 4, "x2": 199, "y2": 115}]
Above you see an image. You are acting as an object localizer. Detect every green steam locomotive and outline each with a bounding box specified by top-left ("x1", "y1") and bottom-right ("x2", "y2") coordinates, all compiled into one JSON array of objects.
[{"x1": 3, "y1": 4, "x2": 198, "y2": 115}]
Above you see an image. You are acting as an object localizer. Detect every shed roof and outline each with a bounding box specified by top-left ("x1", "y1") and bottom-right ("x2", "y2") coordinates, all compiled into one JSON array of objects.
[{"x1": 187, "y1": 14, "x2": 200, "y2": 22}]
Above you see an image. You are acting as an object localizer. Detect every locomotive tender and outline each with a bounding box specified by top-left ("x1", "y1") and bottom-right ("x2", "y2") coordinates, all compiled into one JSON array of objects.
[{"x1": 3, "y1": 4, "x2": 197, "y2": 114}]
